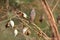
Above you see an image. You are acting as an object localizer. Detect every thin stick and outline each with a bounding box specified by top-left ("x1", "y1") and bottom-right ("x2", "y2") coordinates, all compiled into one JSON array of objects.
[
  {"x1": 41, "y1": 0, "x2": 60, "y2": 40},
  {"x1": 52, "y1": 0, "x2": 59, "y2": 12},
  {"x1": 0, "y1": 15, "x2": 16, "y2": 24}
]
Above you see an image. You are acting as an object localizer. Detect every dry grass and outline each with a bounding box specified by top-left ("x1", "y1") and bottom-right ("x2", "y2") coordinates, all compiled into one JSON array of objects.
[{"x1": 0, "y1": 0, "x2": 60, "y2": 40}]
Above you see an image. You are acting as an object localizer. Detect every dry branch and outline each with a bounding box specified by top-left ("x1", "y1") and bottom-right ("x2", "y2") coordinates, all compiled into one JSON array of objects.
[
  {"x1": 18, "y1": 18, "x2": 50, "y2": 40},
  {"x1": 41, "y1": 0, "x2": 60, "y2": 40},
  {"x1": 12, "y1": 10, "x2": 50, "y2": 40},
  {"x1": 52, "y1": 0, "x2": 59, "y2": 12},
  {"x1": 31, "y1": 23, "x2": 50, "y2": 40}
]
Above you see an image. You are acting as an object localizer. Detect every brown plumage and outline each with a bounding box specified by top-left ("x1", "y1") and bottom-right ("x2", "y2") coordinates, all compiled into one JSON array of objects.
[
  {"x1": 5, "y1": 22, "x2": 10, "y2": 28},
  {"x1": 23, "y1": 27, "x2": 31, "y2": 36},
  {"x1": 39, "y1": 14, "x2": 44, "y2": 23},
  {"x1": 25, "y1": 30, "x2": 31, "y2": 36},
  {"x1": 57, "y1": 15, "x2": 60, "y2": 24},
  {"x1": 17, "y1": 11, "x2": 23, "y2": 17}
]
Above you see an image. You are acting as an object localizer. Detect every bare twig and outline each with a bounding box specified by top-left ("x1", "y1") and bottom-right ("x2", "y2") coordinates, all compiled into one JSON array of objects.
[
  {"x1": 0, "y1": 15, "x2": 16, "y2": 24},
  {"x1": 41, "y1": 0, "x2": 60, "y2": 40},
  {"x1": 52, "y1": 0, "x2": 59, "y2": 12}
]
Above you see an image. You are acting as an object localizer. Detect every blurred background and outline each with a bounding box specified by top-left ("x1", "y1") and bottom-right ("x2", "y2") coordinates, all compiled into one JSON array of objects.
[{"x1": 0, "y1": 0, "x2": 60, "y2": 40}]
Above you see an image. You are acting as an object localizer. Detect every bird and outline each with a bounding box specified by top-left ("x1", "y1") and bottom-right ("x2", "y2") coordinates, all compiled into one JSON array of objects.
[
  {"x1": 23, "y1": 27, "x2": 28, "y2": 34},
  {"x1": 30, "y1": 8, "x2": 36, "y2": 22},
  {"x1": 9, "y1": 20, "x2": 15, "y2": 28},
  {"x1": 14, "y1": 29, "x2": 18, "y2": 36},
  {"x1": 5, "y1": 20, "x2": 14, "y2": 28},
  {"x1": 23, "y1": 12, "x2": 27, "y2": 18},
  {"x1": 23, "y1": 27, "x2": 31, "y2": 35},
  {"x1": 16, "y1": 11, "x2": 27, "y2": 18}
]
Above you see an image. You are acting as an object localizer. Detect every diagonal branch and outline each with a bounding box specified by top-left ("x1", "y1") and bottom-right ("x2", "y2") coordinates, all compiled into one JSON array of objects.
[
  {"x1": 52, "y1": 0, "x2": 59, "y2": 12},
  {"x1": 13, "y1": 10, "x2": 50, "y2": 40},
  {"x1": 18, "y1": 18, "x2": 50, "y2": 40},
  {"x1": 31, "y1": 22, "x2": 50, "y2": 40},
  {"x1": 41, "y1": 0, "x2": 60, "y2": 40}
]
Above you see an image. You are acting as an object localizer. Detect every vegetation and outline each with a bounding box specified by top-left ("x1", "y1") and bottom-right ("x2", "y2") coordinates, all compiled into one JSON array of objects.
[{"x1": 0, "y1": 0, "x2": 60, "y2": 40}]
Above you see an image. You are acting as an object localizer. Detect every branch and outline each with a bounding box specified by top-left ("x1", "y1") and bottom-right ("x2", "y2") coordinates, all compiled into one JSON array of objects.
[
  {"x1": 13, "y1": 10, "x2": 50, "y2": 40},
  {"x1": 16, "y1": 15, "x2": 49, "y2": 40},
  {"x1": 52, "y1": 0, "x2": 59, "y2": 12},
  {"x1": 41, "y1": 0, "x2": 60, "y2": 40},
  {"x1": 18, "y1": 18, "x2": 50, "y2": 40},
  {"x1": 31, "y1": 23, "x2": 50, "y2": 40}
]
